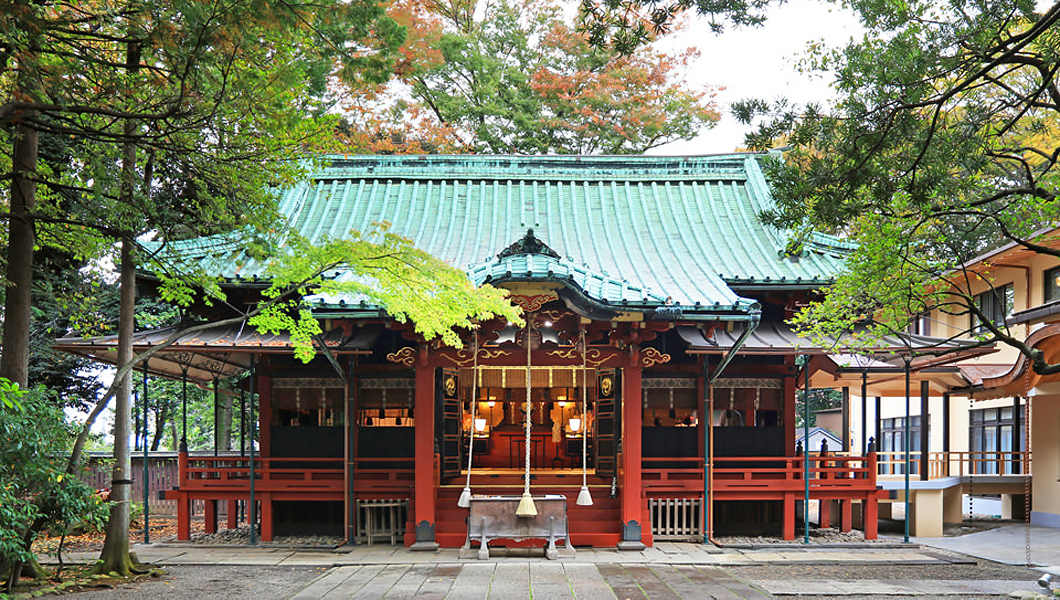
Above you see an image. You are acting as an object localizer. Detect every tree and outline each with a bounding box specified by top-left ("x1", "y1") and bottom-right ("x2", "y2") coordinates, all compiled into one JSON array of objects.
[
  {"x1": 728, "y1": 1, "x2": 1060, "y2": 371},
  {"x1": 577, "y1": 0, "x2": 776, "y2": 54},
  {"x1": 1, "y1": 0, "x2": 404, "y2": 576},
  {"x1": 0, "y1": 381, "x2": 106, "y2": 592},
  {"x1": 340, "y1": 0, "x2": 720, "y2": 154}
]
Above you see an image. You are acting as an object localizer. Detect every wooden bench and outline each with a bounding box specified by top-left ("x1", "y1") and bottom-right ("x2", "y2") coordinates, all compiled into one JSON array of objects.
[{"x1": 460, "y1": 495, "x2": 574, "y2": 559}]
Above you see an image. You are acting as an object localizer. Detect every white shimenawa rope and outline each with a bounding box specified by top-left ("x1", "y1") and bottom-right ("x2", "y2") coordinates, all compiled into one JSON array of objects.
[
  {"x1": 577, "y1": 330, "x2": 593, "y2": 506},
  {"x1": 457, "y1": 333, "x2": 479, "y2": 508},
  {"x1": 516, "y1": 321, "x2": 537, "y2": 517}
]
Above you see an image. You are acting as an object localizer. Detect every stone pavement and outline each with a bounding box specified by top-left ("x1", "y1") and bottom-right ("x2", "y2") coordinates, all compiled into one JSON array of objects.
[
  {"x1": 59, "y1": 540, "x2": 1047, "y2": 598},
  {"x1": 912, "y1": 523, "x2": 1060, "y2": 570}
]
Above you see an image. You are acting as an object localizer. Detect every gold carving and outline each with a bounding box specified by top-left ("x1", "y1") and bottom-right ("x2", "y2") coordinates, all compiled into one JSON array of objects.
[
  {"x1": 386, "y1": 346, "x2": 416, "y2": 367},
  {"x1": 439, "y1": 348, "x2": 509, "y2": 366},
  {"x1": 439, "y1": 348, "x2": 474, "y2": 367},
  {"x1": 444, "y1": 375, "x2": 457, "y2": 398},
  {"x1": 547, "y1": 349, "x2": 578, "y2": 360},
  {"x1": 509, "y1": 293, "x2": 557, "y2": 311},
  {"x1": 600, "y1": 375, "x2": 613, "y2": 397},
  {"x1": 641, "y1": 347, "x2": 671, "y2": 368},
  {"x1": 585, "y1": 348, "x2": 618, "y2": 367}
]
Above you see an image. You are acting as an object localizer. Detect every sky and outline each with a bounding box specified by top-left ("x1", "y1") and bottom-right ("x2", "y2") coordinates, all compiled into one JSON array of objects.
[{"x1": 650, "y1": 0, "x2": 864, "y2": 155}]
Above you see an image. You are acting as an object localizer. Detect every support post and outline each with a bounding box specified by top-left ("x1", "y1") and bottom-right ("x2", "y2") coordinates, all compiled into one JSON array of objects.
[
  {"x1": 412, "y1": 353, "x2": 438, "y2": 551},
  {"x1": 920, "y1": 381, "x2": 929, "y2": 480},
  {"x1": 619, "y1": 349, "x2": 645, "y2": 550},
  {"x1": 346, "y1": 355, "x2": 359, "y2": 545},
  {"x1": 142, "y1": 362, "x2": 150, "y2": 544},
  {"x1": 1012, "y1": 396, "x2": 1021, "y2": 474},
  {"x1": 903, "y1": 358, "x2": 911, "y2": 543},
  {"x1": 841, "y1": 386, "x2": 850, "y2": 452},
  {"x1": 942, "y1": 392, "x2": 950, "y2": 476},
  {"x1": 248, "y1": 357, "x2": 257, "y2": 546},
  {"x1": 861, "y1": 369, "x2": 868, "y2": 455}
]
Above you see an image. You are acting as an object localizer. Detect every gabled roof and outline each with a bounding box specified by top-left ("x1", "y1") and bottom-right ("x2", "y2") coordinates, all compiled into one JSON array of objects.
[{"x1": 148, "y1": 154, "x2": 853, "y2": 312}]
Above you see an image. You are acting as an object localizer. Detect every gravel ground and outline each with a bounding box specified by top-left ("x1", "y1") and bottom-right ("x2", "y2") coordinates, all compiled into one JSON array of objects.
[
  {"x1": 67, "y1": 565, "x2": 326, "y2": 599},
  {"x1": 186, "y1": 524, "x2": 343, "y2": 547}
]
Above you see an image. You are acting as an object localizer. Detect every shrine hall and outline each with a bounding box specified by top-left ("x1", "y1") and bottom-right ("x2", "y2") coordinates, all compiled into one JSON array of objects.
[{"x1": 57, "y1": 153, "x2": 930, "y2": 549}]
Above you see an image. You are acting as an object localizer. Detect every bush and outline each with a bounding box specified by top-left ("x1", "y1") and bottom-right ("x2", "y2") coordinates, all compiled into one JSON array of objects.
[{"x1": 0, "y1": 380, "x2": 108, "y2": 584}]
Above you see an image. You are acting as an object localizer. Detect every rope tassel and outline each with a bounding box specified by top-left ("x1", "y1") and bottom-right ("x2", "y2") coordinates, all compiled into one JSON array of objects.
[
  {"x1": 516, "y1": 321, "x2": 536, "y2": 517},
  {"x1": 458, "y1": 333, "x2": 480, "y2": 509},
  {"x1": 577, "y1": 329, "x2": 592, "y2": 506}
]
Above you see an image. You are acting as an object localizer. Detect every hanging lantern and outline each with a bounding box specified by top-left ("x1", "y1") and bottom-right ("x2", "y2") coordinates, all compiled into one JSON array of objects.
[{"x1": 569, "y1": 417, "x2": 582, "y2": 432}]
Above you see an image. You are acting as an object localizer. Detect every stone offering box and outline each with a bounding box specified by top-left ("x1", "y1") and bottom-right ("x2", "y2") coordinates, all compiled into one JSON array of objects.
[{"x1": 459, "y1": 495, "x2": 575, "y2": 559}]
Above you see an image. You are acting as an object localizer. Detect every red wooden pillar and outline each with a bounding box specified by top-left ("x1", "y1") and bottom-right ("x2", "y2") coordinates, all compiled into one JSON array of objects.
[
  {"x1": 619, "y1": 349, "x2": 645, "y2": 550},
  {"x1": 176, "y1": 452, "x2": 190, "y2": 540},
  {"x1": 227, "y1": 499, "x2": 238, "y2": 529},
  {"x1": 258, "y1": 376, "x2": 272, "y2": 456},
  {"x1": 260, "y1": 493, "x2": 273, "y2": 541},
  {"x1": 783, "y1": 492, "x2": 795, "y2": 540},
  {"x1": 204, "y1": 500, "x2": 218, "y2": 534},
  {"x1": 864, "y1": 452, "x2": 879, "y2": 539},
  {"x1": 412, "y1": 349, "x2": 438, "y2": 550},
  {"x1": 784, "y1": 371, "x2": 796, "y2": 454},
  {"x1": 819, "y1": 499, "x2": 830, "y2": 528},
  {"x1": 840, "y1": 500, "x2": 853, "y2": 532}
]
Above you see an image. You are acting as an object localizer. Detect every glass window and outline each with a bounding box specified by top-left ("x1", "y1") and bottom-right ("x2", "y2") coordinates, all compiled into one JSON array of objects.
[
  {"x1": 969, "y1": 406, "x2": 1024, "y2": 475},
  {"x1": 971, "y1": 283, "x2": 1014, "y2": 333},
  {"x1": 1046, "y1": 266, "x2": 1060, "y2": 303}
]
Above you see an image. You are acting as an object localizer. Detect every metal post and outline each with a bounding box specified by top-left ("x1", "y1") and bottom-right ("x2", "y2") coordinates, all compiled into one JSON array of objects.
[
  {"x1": 703, "y1": 358, "x2": 711, "y2": 544},
  {"x1": 248, "y1": 357, "x2": 257, "y2": 545},
  {"x1": 904, "y1": 356, "x2": 911, "y2": 543},
  {"x1": 143, "y1": 362, "x2": 150, "y2": 544},
  {"x1": 213, "y1": 377, "x2": 220, "y2": 456},
  {"x1": 861, "y1": 369, "x2": 868, "y2": 455},
  {"x1": 180, "y1": 367, "x2": 189, "y2": 453},
  {"x1": 800, "y1": 354, "x2": 810, "y2": 544},
  {"x1": 841, "y1": 386, "x2": 850, "y2": 452},
  {"x1": 240, "y1": 385, "x2": 246, "y2": 457},
  {"x1": 920, "y1": 380, "x2": 929, "y2": 481}
]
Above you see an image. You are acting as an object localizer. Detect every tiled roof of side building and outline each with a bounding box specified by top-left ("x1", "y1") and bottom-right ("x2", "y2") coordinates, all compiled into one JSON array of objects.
[{"x1": 145, "y1": 153, "x2": 852, "y2": 311}]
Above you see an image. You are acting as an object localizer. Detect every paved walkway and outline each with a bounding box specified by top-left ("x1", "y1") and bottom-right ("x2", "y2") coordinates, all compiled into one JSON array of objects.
[
  {"x1": 912, "y1": 523, "x2": 1060, "y2": 570},
  {"x1": 107, "y1": 540, "x2": 958, "y2": 568},
  {"x1": 63, "y1": 540, "x2": 1044, "y2": 598}
]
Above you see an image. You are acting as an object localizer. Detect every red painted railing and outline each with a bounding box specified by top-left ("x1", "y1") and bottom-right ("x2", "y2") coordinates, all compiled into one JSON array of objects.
[
  {"x1": 642, "y1": 454, "x2": 877, "y2": 497},
  {"x1": 181, "y1": 455, "x2": 344, "y2": 493},
  {"x1": 177, "y1": 455, "x2": 415, "y2": 494}
]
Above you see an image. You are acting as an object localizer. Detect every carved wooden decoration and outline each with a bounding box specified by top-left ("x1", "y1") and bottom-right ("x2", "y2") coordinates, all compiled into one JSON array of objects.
[
  {"x1": 641, "y1": 347, "x2": 671, "y2": 368},
  {"x1": 386, "y1": 346, "x2": 417, "y2": 367}
]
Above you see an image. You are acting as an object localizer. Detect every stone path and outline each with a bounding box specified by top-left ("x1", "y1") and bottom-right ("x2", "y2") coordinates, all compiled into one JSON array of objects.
[
  {"x1": 289, "y1": 562, "x2": 770, "y2": 599},
  {"x1": 284, "y1": 562, "x2": 1042, "y2": 598}
]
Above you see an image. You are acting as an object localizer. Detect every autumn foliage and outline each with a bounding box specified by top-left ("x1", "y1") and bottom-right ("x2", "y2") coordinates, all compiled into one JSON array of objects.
[{"x1": 338, "y1": 0, "x2": 720, "y2": 154}]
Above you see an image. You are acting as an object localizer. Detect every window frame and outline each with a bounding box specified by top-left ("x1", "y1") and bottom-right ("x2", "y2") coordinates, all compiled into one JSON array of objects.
[{"x1": 970, "y1": 283, "x2": 1014, "y2": 333}]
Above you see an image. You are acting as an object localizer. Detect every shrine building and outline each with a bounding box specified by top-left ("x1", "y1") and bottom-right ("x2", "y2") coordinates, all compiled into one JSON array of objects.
[{"x1": 58, "y1": 154, "x2": 913, "y2": 549}]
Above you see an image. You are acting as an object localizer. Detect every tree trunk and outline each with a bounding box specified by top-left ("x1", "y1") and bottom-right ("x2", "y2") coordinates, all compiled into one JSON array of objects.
[
  {"x1": 94, "y1": 36, "x2": 142, "y2": 575},
  {"x1": 0, "y1": 117, "x2": 39, "y2": 387},
  {"x1": 94, "y1": 237, "x2": 139, "y2": 575},
  {"x1": 219, "y1": 386, "x2": 233, "y2": 451},
  {"x1": 151, "y1": 402, "x2": 169, "y2": 451}
]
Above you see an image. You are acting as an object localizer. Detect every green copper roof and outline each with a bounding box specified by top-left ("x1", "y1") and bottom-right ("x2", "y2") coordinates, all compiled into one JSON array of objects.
[{"x1": 152, "y1": 154, "x2": 851, "y2": 313}]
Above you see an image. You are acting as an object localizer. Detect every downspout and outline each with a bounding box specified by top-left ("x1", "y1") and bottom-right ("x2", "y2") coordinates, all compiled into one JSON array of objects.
[{"x1": 703, "y1": 308, "x2": 761, "y2": 545}]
